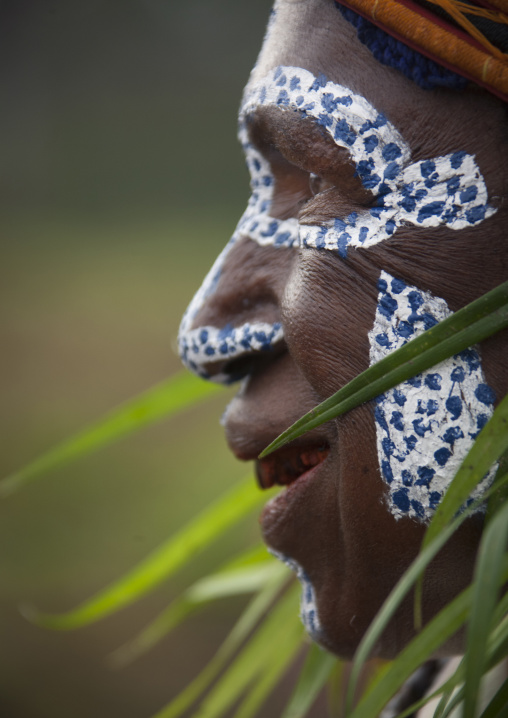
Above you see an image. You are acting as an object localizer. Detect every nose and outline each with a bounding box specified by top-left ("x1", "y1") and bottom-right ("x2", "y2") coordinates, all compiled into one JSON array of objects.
[{"x1": 178, "y1": 232, "x2": 297, "y2": 384}]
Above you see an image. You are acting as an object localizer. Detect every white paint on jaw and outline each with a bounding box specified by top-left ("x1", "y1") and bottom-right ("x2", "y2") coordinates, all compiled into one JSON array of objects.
[
  {"x1": 269, "y1": 549, "x2": 322, "y2": 640},
  {"x1": 369, "y1": 271, "x2": 497, "y2": 521}
]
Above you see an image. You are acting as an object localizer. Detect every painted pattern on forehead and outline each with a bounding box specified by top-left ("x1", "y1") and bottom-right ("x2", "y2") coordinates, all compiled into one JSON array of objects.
[
  {"x1": 178, "y1": 65, "x2": 496, "y2": 382},
  {"x1": 370, "y1": 271, "x2": 497, "y2": 522}
]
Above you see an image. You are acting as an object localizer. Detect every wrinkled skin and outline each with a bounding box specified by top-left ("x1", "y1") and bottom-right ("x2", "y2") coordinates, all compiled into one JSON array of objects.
[{"x1": 187, "y1": 0, "x2": 508, "y2": 658}]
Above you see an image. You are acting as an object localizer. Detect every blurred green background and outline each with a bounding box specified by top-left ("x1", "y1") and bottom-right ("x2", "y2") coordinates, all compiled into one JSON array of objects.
[{"x1": 0, "y1": 1, "x2": 320, "y2": 716}]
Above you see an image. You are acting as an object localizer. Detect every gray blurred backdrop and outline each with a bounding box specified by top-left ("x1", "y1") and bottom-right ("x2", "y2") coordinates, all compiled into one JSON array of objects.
[{"x1": 0, "y1": 2, "x2": 319, "y2": 717}]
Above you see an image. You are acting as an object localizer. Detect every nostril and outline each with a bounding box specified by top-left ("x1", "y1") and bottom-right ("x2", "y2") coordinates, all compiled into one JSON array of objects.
[{"x1": 221, "y1": 355, "x2": 256, "y2": 383}]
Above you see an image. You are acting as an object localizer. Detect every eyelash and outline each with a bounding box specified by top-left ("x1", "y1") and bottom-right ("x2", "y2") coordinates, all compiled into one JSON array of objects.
[{"x1": 308, "y1": 172, "x2": 333, "y2": 197}]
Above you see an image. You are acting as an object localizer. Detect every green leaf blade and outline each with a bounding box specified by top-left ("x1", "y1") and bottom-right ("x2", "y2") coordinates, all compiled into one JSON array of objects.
[
  {"x1": 24, "y1": 476, "x2": 263, "y2": 629},
  {"x1": 1, "y1": 370, "x2": 222, "y2": 496}
]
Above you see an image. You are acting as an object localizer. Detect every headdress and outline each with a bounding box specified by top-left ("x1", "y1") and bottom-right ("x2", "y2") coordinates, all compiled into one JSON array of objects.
[{"x1": 335, "y1": 1, "x2": 508, "y2": 102}]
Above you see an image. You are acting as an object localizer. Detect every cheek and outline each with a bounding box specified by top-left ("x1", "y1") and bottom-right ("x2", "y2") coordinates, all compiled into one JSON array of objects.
[{"x1": 282, "y1": 250, "x2": 378, "y2": 397}]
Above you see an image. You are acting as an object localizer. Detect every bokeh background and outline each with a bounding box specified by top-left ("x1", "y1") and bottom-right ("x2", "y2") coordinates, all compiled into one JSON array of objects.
[{"x1": 0, "y1": 1, "x2": 322, "y2": 716}]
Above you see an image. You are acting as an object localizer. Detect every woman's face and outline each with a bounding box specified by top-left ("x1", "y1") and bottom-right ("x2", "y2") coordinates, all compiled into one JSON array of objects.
[{"x1": 179, "y1": 0, "x2": 508, "y2": 658}]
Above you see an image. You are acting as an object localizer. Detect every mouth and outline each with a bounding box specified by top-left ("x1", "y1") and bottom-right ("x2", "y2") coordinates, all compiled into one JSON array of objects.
[{"x1": 255, "y1": 442, "x2": 330, "y2": 489}]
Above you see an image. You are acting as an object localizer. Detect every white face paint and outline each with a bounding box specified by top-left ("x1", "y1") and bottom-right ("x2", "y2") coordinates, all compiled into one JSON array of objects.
[
  {"x1": 369, "y1": 271, "x2": 496, "y2": 521},
  {"x1": 269, "y1": 549, "x2": 322, "y2": 640},
  {"x1": 178, "y1": 65, "x2": 496, "y2": 381}
]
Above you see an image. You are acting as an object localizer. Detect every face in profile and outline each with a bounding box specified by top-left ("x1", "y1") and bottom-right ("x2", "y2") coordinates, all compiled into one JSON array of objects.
[{"x1": 179, "y1": 0, "x2": 508, "y2": 659}]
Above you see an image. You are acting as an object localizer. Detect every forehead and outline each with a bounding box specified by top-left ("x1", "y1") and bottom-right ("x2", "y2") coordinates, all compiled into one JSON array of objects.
[{"x1": 247, "y1": 0, "x2": 506, "y2": 173}]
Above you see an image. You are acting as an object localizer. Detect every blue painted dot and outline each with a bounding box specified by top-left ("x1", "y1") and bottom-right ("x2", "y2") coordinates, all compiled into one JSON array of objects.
[
  {"x1": 382, "y1": 437, "x2": 395, "y2": 457},
  {"x1": 475, "y1": 384, "x2": 496, "y2": 405},
  {"x1": 460, "y1": 185, "x2": 478, "y2": 203},
  {"x1": 359, "y1": 226, "x2": 369, "y2": 243},
  {"x1": 375, "y1": 405, "x2": 389, "y2": 433},
  {"x1": 276, "y1": 89, "x2": 289, "y2": 105},
  {"x1": 393, "y1": 390, "x2": 407, "y2": 407},
  {"x1": 427, "y1": 400, "x2": 439, "y2": 416},
  {"x1": 375, "y1": 333, "x2": 391, "y2": 347},
  {"x1": 443, "y1": 426, "x2": 464, "y2": 445},
  {"x1": 406, "y1": 375, "x2": 422, "y2": 388},
  {"x1": 425, "y1": 374, "x2": 442, "y2": 391},
  {"x1": 317, "y1": 112, "x2": 333, "y2": 128},
  {"x1": 390, "y1": 411, "x2": 404, "y2": 431},
  {"x1": 363, "y1": 135, "x2": 378, "y2": 153},
  {"x1": 477, "y1": 413, "x2": 489, "y2": 431},
  {"x1": 383, "y1": 161, "x2": 400, "y2": 180},
  {"x1": 408, "y1": 291, "x2": 424, "y2": 311},
  {"x1": 446, "y1": 176, "x2": 460, "y2": 195},
  {"x1": 402, "y1": 469, "x2": 413, "y2": 486},
  {"x1": 422, "y1": 313, "x2": 438, "y2": 330},
  {"x1": 450, "y1": 151, "x2": 466, "y2": 169},
  {"x1": 466, "y1": 205, "x2": 486, "y2": 224},
  {"x1": 378, "y1": 294, "x2": 398, "y2": 318},
  {"x1": 429, "y1": 491, "x2": 442, "y2": 509},
  {"x1": 404, "y1": 435, "x2": 418, "y2": 451},
  {"x1": 446, "y1": 396, "x2": 462, "y2": 421},
  {"x1": 205, "y1": 346, "x2": 215, "y2": 356},
  {"x1": 434, "y1": 447, "x2": 451, "y2": 466},
  {"x1": 416, "y1": 466, "x2": 435, "y2": 487},
  {"x1": 413, "y1": 419, "x2": 432, "y2": 437},
  {"x1": 337, "y1": 232, "x2": 350, "y2": 258},
  {"x1": 289, "y1": 76, "x2": 301, "y2": 91},
  {"x1": 334, "y1": 118, "x2": 356, "y2": 146},
  {"x1": 420, "y1": 160, "x2": 436, "y2": 178},
  {"x1": 390, "y1": 277, "x2": 406, "y2": 294},
  {"x1": 261, "y1": 221, "x2": 278, "y2": 237},
  {"x1": 382, "y1": 142, "x2": 402, "y2": 162},
  {"x1": 199, "y1": 329, "x2": 209, "y2": 344},
  {"x1": 397, "y1": 321, "x2": 414, "y2": 339},
  {"x1": 417, "y1": 201, "x2": 445, "y2": 223},
  {"x1": 451, "y1": 366, "x2": 465, "y2": 383},
  {"x1": 310, "y1": 72, "x2": 328, "y2": 90},
  {"x1": 393, "y1": 488, "x2": 410, "y2": 512}
]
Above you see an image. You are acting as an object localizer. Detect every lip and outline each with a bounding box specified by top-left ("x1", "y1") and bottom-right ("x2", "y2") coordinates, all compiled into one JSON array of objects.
[
  {"x1": 258, "y1": 444, "x2": 331, "y2": 535},
  {"x1": 225, "y1": 409, "x2": 333, "y2": 538}
]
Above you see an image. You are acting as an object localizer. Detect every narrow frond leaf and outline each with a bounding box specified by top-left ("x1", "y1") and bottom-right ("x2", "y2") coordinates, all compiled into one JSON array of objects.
[
  {"x1": 233, "y1": 622, "x2": 303, "y2": 718},
  {"x1": 281, "y1": 643, "x2": 337, "y2": 718},
  {"x1": 23, "y1": 476, "x2": 263, "y2": 629},
  {"x1": 1, "y1": 370, "x2": 221, "y2": 496},
  {"x1": 464, "y1": 502, "x2": 508, "y2": 718},
  {"x1": 146, "y1": 568, "x2": 290, "y2": 718}
]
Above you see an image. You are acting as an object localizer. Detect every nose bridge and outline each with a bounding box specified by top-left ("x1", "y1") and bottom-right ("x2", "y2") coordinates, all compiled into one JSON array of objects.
[{"x1": 178, "y1": 111, "x2": 300, "y2": 384}]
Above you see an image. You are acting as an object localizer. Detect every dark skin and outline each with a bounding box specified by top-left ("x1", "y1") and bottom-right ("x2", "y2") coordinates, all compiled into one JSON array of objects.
[{"x1": 190, "y1": 0, "x2": 508, "y2": 659}]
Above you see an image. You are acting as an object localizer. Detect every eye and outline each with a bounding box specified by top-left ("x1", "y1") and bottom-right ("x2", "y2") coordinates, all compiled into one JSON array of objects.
[{"x1": 309, "y1": 172, "x2": 333, "y2": 197}]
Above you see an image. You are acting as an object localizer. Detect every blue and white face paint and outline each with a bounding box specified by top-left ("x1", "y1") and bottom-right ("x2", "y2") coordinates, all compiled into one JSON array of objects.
[
  {"x1": 269, "y1": 549, "x2": 322, "y2": 641},
  {"x1": 178, "y1": 65, "x2": 495, "y2": 381},
  {"x1": 369, "y1": 272, "x2": 496, "y2": 522}
]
